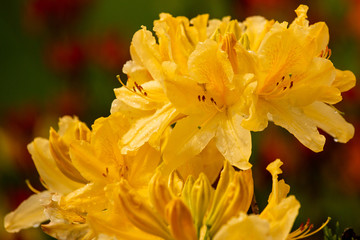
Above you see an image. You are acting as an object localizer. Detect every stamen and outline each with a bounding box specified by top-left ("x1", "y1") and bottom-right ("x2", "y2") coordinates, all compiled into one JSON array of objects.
[
  {"x1": 39, "y1": 177, "x2": 49, "y2": 190},
  {"x1": 202, "y1": 95, "x2": 206, "y2": 102},
  {"x1": 288, "y1": 217, "x2": 330, "y2": 240},
  {"x1": 116, "y1": 75, "x2": 151, "y2": 100},
  {"x1": 25, "y1": 179, "x2": 41, "y2": 194},
  {"x1": 290, "y1": 81, "x2": 294, "y2": 88}
]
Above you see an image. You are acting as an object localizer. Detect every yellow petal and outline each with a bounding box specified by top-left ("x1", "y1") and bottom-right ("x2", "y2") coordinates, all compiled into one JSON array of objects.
[
  {"x1": 303, "y1": 101, "x2": 355, "y2": 143},
  {"x1": 190, "y1": 14, "x2": 209, "y2": 42},
  {"x1": 261, "y1": 196, "x2": 300, "y2": 240},
  {"x1": 162, "y1": 61, "x2": 211, "y2": 115},
  {"x1": 57, "y1": 116, "x2": 91, "y2": 143},
  {"x1": 41, "y1": 222, "x2": 92, "y2": 240},
  {"x1": 69, "y1": 141, "x2": 110, "y2": 184},
  {"x1": 332, "y1": 69, "x2": 356, "y2": 92},
  {"x1": 188, "y1": 39, "x2": 234, "y2": 104},
  {"x1": 256, "y1": 26, "x2": 314, "y2": 96},
  {"x1": 114, "y1": 80, "x2": 168, "y2": 110},
  {"x1": 154, "y1": 13, "x2": 200, "y2": 75},
  {"x1": 206, "y1": 160, "x2": 235, "y2": 219},
  {"x1": 4, "y1": 191, "x2": 51, "y2": 233},
  {"x1": 265, "y1": 159, "x2": 290, "y2": 206},
  {"x1": 162, "y1": 113, "x2": 219, "y2": 175},
  {"x1": 131, "y1": 27, "x2": 163, "y2": 81},
  {"x1": 286, "y1": 58, "x2": 339, "y2": 106},
  {"x1": 215, "y1": 111, "x2": 252, "y2": 170},
  {"x1": 127, "y1": 143, "x2": 161, "y2": 189},
  {"x1": 177, "y1": 139, "x2": 224, "y2": 184},
  {"x1": 187, "y1": 173, "x2": 213, "y2": 233},
  {"x1": 28, "y1": 138, "x2": 83, "y2": 193},
  {"x1": 244, "y1": 16, "x2": 274, "y2": 52},
  {"x1": 121, "y1": 103, "x2": 179, "y2": 153},
  {"x1": 166, "y1": 198, "x2": 197, "y2": 240},
  {"x1": 149, "y1": 171, "x2": 173, "y2": 220},
  {"x1": 290, "y1": 5, "x2": 329, "y2": 56},
  {"x1": 261, "y1": 159, "x2": 301, "y2": 240},
  {"x1": 49, "y1": 128, "x2": 88, "y2": 184},
  {"x1": 213, "y1": 213, "x2": 271, "y2": 240},
  {"x1": 268, "y1": 102, "x2": 325, "y2": 152},
  {"x1": 208, "y1": 170, "x2": 254, "y2": 236},
  {"x1": 241, "y1": 96, "x2": 269, "y2": 131},
  {"x1": 60, "y1": 183, "x2": 108, "y2": 214},
  {"x1": 87, "y1": 212, "x2": 161, "y2": 240},
  {"x1": 118, "y1": 180, "x2": 172, "y2": 239}
]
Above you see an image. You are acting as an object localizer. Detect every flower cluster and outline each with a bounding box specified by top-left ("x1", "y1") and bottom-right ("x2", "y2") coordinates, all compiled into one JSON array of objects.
[{"x1": 4, "y1": 5, "x2": 354, "y2": 240}]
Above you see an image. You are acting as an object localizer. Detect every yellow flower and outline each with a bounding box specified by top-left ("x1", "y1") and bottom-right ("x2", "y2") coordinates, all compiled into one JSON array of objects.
[
  {"x1": 157, "y1": 15, "x2": 258, "y2": 171},
  {"x1": 4, "y1": 116, "x2": 86, "y2": 233},
  {"x1": 116, "y1": 160, "x2": 254, "y2": 240},
  {"x1": 111, "y1": 25, "x2": 182, "y2": 154},
  {"x1": 213, "y1": 159, "x2": 329, "y2": 240},
  {"x1": 5, "y1": 113, "x2": 164, "y2": 239},
  {"x1": 58, "y1": 112, "x2": 163, "y2": 239},
  {"x1": 242, "y1": 5, "x2": 355, "y2": 152},
  {"x1": 116, "y1": 6, "x2": 355, "y2": 173}
]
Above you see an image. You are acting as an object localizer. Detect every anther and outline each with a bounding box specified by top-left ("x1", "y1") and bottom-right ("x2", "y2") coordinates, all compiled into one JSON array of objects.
[
  {"x1": 202, "y1": 95, "x2": 206, "y2": 101},
  {"x1": 132, "y1": 86, "x2": 136, "y2": 92},
  {"x1": 144, "y1": 92, "x2": 148, "y2": 96},
  {"x1": 198, "y1": 95, "x2": 201, "y2": 101},
  {"x1": 299, "y1": 223, "x2": 304, "y2": 231},
  {"x1": 290, "y1": 81, "x2": 293, "y2": 88},
  {"x1": 309, "y1": 224, "x2": 314, "y2": 230}
]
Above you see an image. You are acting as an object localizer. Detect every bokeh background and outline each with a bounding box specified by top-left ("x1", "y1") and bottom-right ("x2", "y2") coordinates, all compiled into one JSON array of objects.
[{"x1": 1, "y1": 0, "x2": 359, "y2": 239}]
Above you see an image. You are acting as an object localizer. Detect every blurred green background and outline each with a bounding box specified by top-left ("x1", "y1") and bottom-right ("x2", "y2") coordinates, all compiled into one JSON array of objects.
[{"x1": 1, "y1": 0, "x2": 359, "y2": 239}]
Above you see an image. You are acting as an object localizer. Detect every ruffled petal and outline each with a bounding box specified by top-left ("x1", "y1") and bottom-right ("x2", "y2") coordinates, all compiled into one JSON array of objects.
[
  {"x1": 4, "y1": 191, "x2": 51, "y2": 233},
  {"x1": 268, "y1": 102, "x2": 326, "y2": 152},
  {"x1": 131, "y1": 27, "x2": 163, "y2": 81},
  {"x1": 332, "y1": 69, "x2": 356, "y2": 92},
  {"x1": 303, "y1": 101, "x2": 354, "y2": 143}
]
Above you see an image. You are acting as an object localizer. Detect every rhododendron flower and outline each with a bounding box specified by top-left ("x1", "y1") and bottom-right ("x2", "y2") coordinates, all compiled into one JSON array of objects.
[{"x1": 115, "y1": 159, "x2": 328, "y2": 240}]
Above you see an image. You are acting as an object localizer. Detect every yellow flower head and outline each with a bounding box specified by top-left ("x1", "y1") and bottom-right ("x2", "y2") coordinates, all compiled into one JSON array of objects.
[
  {"x1": 4, "y1": 116, "x2": 87, "y2": 233},
  {"x1": 116, "y1": 160, "x2": 254, "y2": 240},
  {"x1": 115, "y1": 159, "x2": 328, "y2": 240},
  {"x1": 114, "y1": 5, "x2": 355, "y2": 173}
]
